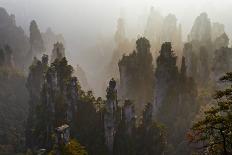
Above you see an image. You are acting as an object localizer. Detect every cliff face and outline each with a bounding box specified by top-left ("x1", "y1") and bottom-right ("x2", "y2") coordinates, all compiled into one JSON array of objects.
[
  {"x1": 29, "y1": 20, "x2": 45, "y2": 57},
  {"x1": 26, "y1": 53, "x2": 80, "y2": 150},
  {"x1": 118, "y1": 37, "x2": 154, "y2": 115},
  {"x1": 154, "y1": 42, "x2": 179, "y2": 112},
  {"x1": 25, "y1": 55, "x2": 48, "y2": 149},
  {"x1": 104, "y1": 79, "x2": 118, "y2": 152},
  {"x1": 188, "y1": 12, "x2": 212, "y2": 43},
  {"x1": 0, "y1": 7, "x2": 30, "y2": 69},
  {"x1": 107, "y1": 17, "x2": 133, "y2": 81},
  {"x1": 211, "y1": 35, "x2": 232, "y2": 89},
  {"x1": 154, "y1": 42, "x2": 198, "y2": 154},
  {"x1": 183, "y1": 13, "x2": 215, "y2": 87},
  {"x1": 74, "y1": 64, "x2": 90, "y2": 91}
]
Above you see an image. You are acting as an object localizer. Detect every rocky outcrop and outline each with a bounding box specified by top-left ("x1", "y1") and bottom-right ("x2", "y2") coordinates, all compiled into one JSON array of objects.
[
  {"x1": 29, "y1": 20, "x2": 45, "y2": 57},
  {"x1": 154, "y1": 42, "x2": 178, "y2": 112},
  {"x1": 104, "y1": 78, "x2": 118, "y2": 152},
  {"x1": 107, "y1": 17, "x2": 133, "y2": 80},
  {"x1": 51, "y1": 42, "x2": 65, "y2": 63},
  {"x1": 42, "y1": 28, "x2": 65, "y2": 56},
  {"x1": 188, "y1": 12, "x2": 211, "y2": 43},
  {"x1": 26, "y1": 55, "x2": 79, "y2": 150},
  {"x1": 118, "y1": 37, "x2": 154, "y2": 115},
  {"x1": 154, "y1": 42, "x2": 198, "y2": 154},
  {"x1": 0, "y1": 7, "x2": 30, "y2": 68},
  {"x1": 74, "y1": 64, "x2": 90, "y2": 91},
  {"x1": 144, "y1": 8, "x2": 182, "y2": 61}
]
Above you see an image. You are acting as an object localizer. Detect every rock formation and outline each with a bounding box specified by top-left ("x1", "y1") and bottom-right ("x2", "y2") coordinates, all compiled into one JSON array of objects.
[
  {"x1": 188, "y1": 12, "x2": 211, "y2": 44},
  {"x1": 154, "y1": 42, "x2": 178, "y2": 112},
  {"x1": 104, "y1": 78, "x2": 119, "y2": 152},
  {"x1": 118, "y1": 37, "x2": 154, "y2": 115},
  {"x1": 0, "y1": 7, "x2": 30, "y2": 68},
  {"x1": 29, "y1": 20, "x2": 45, "y2": 57},
  {"x1": 42, "y1": 28, "x2": 65, "y2": 56},
  {"x1": 107, "y1": 17, "x2": 133, "y2": 80},
  {"x1": 154, "y1": 43, "x2": 198, "y2": 154},
  {"x1": 51, "y1": 42, "x2": 65, "y2": 63},
  {"x1": 74, "y1": 64, "x2": 90, "y2": 91}
]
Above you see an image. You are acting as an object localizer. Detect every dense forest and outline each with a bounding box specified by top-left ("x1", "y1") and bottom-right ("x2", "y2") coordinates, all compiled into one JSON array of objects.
[{"x1": 0, "y1": 3, "x2": 232, "y2": 155}]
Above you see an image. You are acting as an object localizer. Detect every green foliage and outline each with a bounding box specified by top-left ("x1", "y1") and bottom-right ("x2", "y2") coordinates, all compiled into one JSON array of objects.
[
  {"x1": 49, "y1": 139, "x2": 87, "y2": 155},
  {"x1": 189, "y1": 72, "x2": 232, "y2": 155}
]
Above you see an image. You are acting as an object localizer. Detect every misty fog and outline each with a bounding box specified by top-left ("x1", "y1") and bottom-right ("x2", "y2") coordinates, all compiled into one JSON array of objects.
[
  {"x1": 2, "y1": 0, "x2": 232, "y2": 154},
  {"x1": 1, "y1": 0, "x2": 232, "y2": 96}
]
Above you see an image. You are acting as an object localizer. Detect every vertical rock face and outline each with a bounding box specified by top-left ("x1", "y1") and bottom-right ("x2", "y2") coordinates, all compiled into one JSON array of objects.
[
  {"x1": 198, "y1": 46, "x2": 210, "y2": 85},
  {"x1": 118, "y1": 37, "x2": 154, "y2": 115},
  {"x1": 154, "y1": 43, "x2": 198, "y2": 154},
  {"x1": 74, "y1": 64, "x2": 90, "y2": 91},
  {"x1": 144, "y1": 7, "x2": 163, "y2": 49},
  {"x1": 144, "y1": 9, "x2": 182, "y2": 61},
  {"x1": 51, "y1": 42, "x2": 65, "y2": 63},
  {"x1": 161, "y1": 14, "x2": 178, "y2": 42},
  {"x1": 188, "y1": 12, "x2": 211, "y2": 43},
  {"x1": 26, "y1": 54, "x2": 79, "y2": 150},
  {"x1": 42, "y1": 28, "x2": 66, "y2": 56},
  {"x1": 154, "y1": 42, "x2": 178, "y2": 112},
  {"x1": 142, "y1": 102, "x2": 153, "y2": 127},
  {"x1": 107, "y1": 17, "x2": 133, "y2": 80},
  {"x1": 184, "y1": 13, "x2": 214, "y2": 87},
  {"x1": 29, "y1": 20, "x2": 45, "y2": 58},
  {"x1": 183, "y1": 43, "x2": 197, "y2": 78},
  {"x1": 0, "y1": 7, "x2": 30, "y2": 68},
  {"x1": 25, "y1": 54, "x2": 48, "y2": 149},
  {"x1": 122, "y1": 100, "x2": 135, "y2": 135},
  {"x1": 211, "y1": 46, "x2": 232, "y2": 88},
  {"x1": 104, "y1": 78, "x2": 118, "y2": 152},
  {"x1": 161, "y1": 14, "x2": 183, "y2": 62}
]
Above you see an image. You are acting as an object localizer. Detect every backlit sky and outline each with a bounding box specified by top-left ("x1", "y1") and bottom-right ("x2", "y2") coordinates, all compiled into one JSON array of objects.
[{"x1": 1, "y1": 0, "x2": 232, "y2": 67}]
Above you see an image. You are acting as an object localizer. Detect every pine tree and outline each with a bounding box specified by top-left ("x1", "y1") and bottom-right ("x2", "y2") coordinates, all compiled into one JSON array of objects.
[{"x1": 189, "y1": 72, "x2": 232, "y2": 155}]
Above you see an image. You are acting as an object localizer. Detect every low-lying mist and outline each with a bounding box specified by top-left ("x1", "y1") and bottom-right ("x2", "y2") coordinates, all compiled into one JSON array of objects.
[{"x1": 1, "y1": 0, "x2": 232, "y2": 96}]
